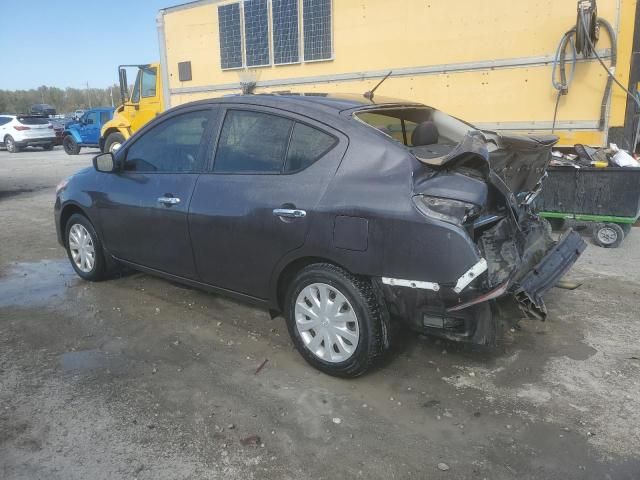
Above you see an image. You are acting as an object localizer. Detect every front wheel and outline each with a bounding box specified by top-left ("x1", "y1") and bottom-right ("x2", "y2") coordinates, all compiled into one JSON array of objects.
[
  {"x1": 104, "y1": 132, "x2": 125, "y2": 153},
  {"x1": 5, "y1": 135, "x2": 20, "y2": 153},
  {"x1": 63, "y1": 136, "x2": 81, "y2": 155},
  {"x1": 285, "y1": 264, "x2": 387, "y2": 378},
  {"x1": 65, "y1": 214, "x2": 107, "y2": 281}
]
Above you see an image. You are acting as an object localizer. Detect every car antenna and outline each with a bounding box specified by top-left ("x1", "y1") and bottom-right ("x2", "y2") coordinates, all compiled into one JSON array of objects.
[{"x1": 364, "y1": 71, "x2": 393, "y2": 101}]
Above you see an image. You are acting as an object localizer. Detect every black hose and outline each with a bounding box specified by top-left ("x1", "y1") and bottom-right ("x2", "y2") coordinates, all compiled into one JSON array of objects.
[{"x1": 579, "y1": 10, "x2": 640, "y2": 148}]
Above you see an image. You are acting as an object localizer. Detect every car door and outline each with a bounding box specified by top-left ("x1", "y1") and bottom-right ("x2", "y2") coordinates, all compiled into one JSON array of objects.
[
  {"x1": 129, "y1": 66, "x2": 161, "y2": 133},
  {"x1": 98, "y1": 108, "x2": 216, "y2": 279},
  {"x1": 81, "y1": 111, "x2": 100, "y2": 144},
  {"x1": 189, "y1": 106, "x2": 347, "y2": 298}
]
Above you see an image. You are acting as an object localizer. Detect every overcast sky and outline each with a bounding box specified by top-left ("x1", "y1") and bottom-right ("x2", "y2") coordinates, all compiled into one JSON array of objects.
[{"x1": 0, "y1": 0, "x2": 175, "y2": 90}]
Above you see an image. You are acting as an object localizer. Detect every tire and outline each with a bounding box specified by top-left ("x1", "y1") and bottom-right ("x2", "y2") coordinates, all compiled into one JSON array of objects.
[
  {"x1": 592, "y1": 222, "x2": 625, "y2": 248},
  {"x1": 547, "y1": 218, "x2": 565, "y2": 231},
  {"x1": 104, "y1": 132, "x2": 125, "y2": 153},
  {"x1": 285, "y1": 263, "x2": 387, "y2": 378},
  {"x1": 5, "y1": 135, "x2": 20, "y2": 153},
  {"x1": 63, "y1": 136, "x2": 81, "y2": 155},
  {"x1": 65, "y1": 213, "x2": 107, "y2": 281},
  {"x1": 43, "y1": 143, "x2": 54, "y2": 151}
]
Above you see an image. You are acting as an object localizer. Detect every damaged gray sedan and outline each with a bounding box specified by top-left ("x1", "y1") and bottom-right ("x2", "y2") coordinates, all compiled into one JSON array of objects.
[{"x1": 55, "y1": 94, "x2": 586, "y2": 377}]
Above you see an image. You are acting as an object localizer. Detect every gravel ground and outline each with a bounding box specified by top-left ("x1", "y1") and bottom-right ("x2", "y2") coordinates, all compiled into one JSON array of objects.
[{"x1": 1, "y1": 147, "x2": 639, "y2": 479}]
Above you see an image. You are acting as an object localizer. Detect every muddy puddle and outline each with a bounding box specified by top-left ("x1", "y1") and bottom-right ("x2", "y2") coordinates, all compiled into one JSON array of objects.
[{"x1": 0, "y1": 259, "x2": 78, "y2": 308}]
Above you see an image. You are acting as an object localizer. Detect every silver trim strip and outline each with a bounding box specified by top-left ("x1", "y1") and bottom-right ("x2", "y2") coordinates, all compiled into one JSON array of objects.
[
  {"x1": 474, "y1": 120, "x2": 601, "y2": 131},
  {"x1": 168, "y1": 50, "x2": 611, "y2": 96},
  {"x1": 382, "y1": 277, "x2": 440, "y2": 292},
  {"x1": 453, "y1": 259, "x2": 488, "y2": 294}
]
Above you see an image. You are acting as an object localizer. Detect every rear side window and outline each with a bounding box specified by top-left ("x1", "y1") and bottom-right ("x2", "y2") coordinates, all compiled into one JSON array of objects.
[
  {"x1": 284, "y1": 123, "x2": 336, "y2": 172},
  {"x1": 125, "y1": 110, "x2": 211, "y2": 173},
  {"x1": 17, "y1": 116, "x2": 49, "y2": 125},
  {"x1": 100, "y1": 111, "x2": 111, "y2": 124},
  {"x1": 0, "y1": 117, "x2": 11, "y2": 126},
  {"x1": 214, "y1": 110, "x2": 293, "y2": 173}
]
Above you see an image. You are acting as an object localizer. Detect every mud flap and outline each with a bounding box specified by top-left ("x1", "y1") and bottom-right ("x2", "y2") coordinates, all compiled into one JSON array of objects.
[{"x1": 512, "y1": 230, "x2": 587, "y2": 319}]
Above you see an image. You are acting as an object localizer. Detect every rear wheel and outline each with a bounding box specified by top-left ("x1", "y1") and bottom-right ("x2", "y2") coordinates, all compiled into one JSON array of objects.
[
  {"x1": 104, "y1": 132, "x2": 125, "y2": 153},
  {"x1": 285, "y1": 263, "x2": 387, "y2": 377},
  {"x1": 63, "y1": 136, "x2": 81, "y2": 155},
  {"x1": 5, "y1": 135, "x2": 20, "y2": 153},
  {"x1": 592, "y1": 223, "x2": 624, "y2": 248},
  {"x1": 65, "y1": 214, "x2": 107, "y2": 281}
]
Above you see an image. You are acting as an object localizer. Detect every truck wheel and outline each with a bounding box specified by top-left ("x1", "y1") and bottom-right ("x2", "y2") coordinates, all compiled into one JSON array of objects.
[
  {"x1": 285, "y1": 263, "x2": 387, "y2": 378},
  {"x1": 592, "y1": 223, "x2": 624, "y2": 248},
  {"x1": 104, "y1": 132, "x2": 125, "y2": 153},
  {"x1": 5, "y1": 135, "x2": 20, "y2": 153},
  {"x1": 63, "y1": 136, "x2": 81, "y2": 155}
]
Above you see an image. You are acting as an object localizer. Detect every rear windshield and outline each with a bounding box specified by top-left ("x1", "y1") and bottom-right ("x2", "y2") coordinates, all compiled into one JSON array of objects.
[
  {"x1": 17, "y1": 116, "x2": 50, "y2": 125},
  {"x1": 354, "y1": 107, "x2": 475, "y2": 146}
]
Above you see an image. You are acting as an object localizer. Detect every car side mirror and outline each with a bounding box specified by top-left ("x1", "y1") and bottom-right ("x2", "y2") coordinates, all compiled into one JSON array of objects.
[{"x1": 93, "y1": 152, "x2": 117, "y2": 173}]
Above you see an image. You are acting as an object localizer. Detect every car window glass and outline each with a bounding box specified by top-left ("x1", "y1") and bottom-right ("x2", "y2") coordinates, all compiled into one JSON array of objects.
[
  {"x1": 131, "y1": 70, "x2": 142, "y2": 103},
  {"x1": 214, "y1": 110, "x2": 293, "y2": 173},
  {"x1": 86, "y1": 112, "x2": 99, "y2": 125},
  {"x1": 100, "y1": 111, "x2": 111, "y2": 124},
  {"x1": 141, "y1": 68, "x2": 157, "y2": 98},
  {"x1": 125, "y1": 110, "x2": 211, "y2": 173},
  {"x1": 284, "y1": 123, "x2": 336, "y2": 172},
  {"x1": 0, "y1": 117, "x2": 10, "y2": 126},
  {"x1": 357, "y1": 112, "x2": 418, "y2": 146}
]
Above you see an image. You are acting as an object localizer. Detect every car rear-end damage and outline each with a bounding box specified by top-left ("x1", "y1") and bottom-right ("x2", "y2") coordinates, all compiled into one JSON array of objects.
[{"x1": 352, "y1": 105, "x2": 587, "y2": 344}]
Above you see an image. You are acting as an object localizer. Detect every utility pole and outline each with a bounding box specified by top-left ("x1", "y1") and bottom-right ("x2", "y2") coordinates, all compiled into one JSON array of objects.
[
  {"x1": 86, "y1": 82, "x2": 92, "y2": 108},
  {"x1": 110, "y1": 86, "x2": 114, "y2": 107}
]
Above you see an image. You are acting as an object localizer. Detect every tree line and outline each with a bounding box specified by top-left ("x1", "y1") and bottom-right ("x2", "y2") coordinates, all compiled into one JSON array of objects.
[{"x1": 0, "y1": 85, "x2": 120, "y2": 115}]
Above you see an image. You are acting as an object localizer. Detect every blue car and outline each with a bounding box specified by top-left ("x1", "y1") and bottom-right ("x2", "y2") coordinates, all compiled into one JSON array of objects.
[{"x1": 63, "y1": 108, "x2": 114, "y2": 155}]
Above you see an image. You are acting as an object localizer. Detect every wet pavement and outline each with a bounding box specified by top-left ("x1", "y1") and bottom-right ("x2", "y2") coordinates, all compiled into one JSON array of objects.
[{"x1": 1, "y1": 148, "x2": 640, "y2": 479}]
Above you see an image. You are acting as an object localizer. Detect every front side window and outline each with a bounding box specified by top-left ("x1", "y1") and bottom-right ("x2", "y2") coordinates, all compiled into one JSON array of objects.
[
  {"x1": 131, "y1": 70, "x2": 142, "y2": 103},
  {"x1": 125, "y1": 110, "x2": 211, "y2": 173},
  {"x1": 141, "y1": 67, "x2": 157, "y2": 98},
  {"x1": 214, "y1": 110, "x2": 293, "y2": 173},
  {"x1": 100, "y1": 111, "x2": 111, "y2": 124},
  {"x1": 86, "y1": 112, "x2": 99, "y2": 125},
  {"x1": 284, "y1": 123, "x2": 336, "y2": 172}
]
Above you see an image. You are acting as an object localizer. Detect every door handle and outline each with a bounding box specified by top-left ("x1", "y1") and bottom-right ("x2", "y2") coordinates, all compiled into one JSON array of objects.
[
  {"x1": 273, "y1": 208, "x2": 306, "y2": 218},
  {"x1": 158, "y1": 196, "x2": 181, "y2": 206}
]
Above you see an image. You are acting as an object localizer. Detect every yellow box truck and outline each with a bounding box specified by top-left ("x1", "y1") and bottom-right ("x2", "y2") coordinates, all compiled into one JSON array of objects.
[{"x1": 155, "y1": 0, "x2": 640, "y2": 150}]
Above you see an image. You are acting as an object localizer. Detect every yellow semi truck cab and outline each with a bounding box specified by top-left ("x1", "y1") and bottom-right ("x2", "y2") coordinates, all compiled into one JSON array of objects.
[{"x1": 100, "y1": 63, "x2": 164, "y2": 152}]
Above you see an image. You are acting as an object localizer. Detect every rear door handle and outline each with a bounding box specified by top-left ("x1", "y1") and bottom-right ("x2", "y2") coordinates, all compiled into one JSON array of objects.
[
  {"x1": 158, "y1": 196, "x2": 181, "y2": 206},
  {"x1": 273, "y1": 208, "x2": 306, "y2": 218}
]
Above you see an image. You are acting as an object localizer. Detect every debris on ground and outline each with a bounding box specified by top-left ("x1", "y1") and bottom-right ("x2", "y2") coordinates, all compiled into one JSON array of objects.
[
  {"x1": 437, "y1": 462, "x2": 450, "y2": 471},
  {"x1": 254, "y1": 358, "x2": 268, "y2": 375},
  {"x1": 332, "y1": 417, "x2": 342, "y2": 424},
  {"x1": 240, "y1": 435, "x2": 261, "y2": 447}
]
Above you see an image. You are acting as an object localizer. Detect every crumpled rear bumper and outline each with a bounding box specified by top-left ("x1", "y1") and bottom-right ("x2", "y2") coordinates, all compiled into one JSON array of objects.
[
  {"x1": 447, "y1": 228, "x2": 586, "y2": 317},
  {"x1": 511, "y1": 229, "x2": 586, "y2": 318}
]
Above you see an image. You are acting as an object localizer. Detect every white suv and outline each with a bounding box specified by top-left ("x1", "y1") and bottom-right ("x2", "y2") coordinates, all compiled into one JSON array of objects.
[{"x1": 0, "y1": 115, "x2": 56, "y2": 153}]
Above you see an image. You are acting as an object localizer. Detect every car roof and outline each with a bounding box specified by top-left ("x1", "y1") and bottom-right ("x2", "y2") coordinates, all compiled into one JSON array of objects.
[{"x1": 174, "y1": 93, "x2": 423, "y2": 117}]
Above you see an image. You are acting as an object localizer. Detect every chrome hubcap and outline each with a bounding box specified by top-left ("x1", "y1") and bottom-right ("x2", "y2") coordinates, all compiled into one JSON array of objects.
[
  {"x1": 597, "y1": 227, "x2": 617, "y2": 244},
  {"x1": 109, "y1": 142, "x2": 121, "y2": 153},
  {"x1": 294, "y1": 283, "x2": 360, "y2": 363},
  {"x1": 68, "y1": 224, "x2": 95, "y2": 273}
]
